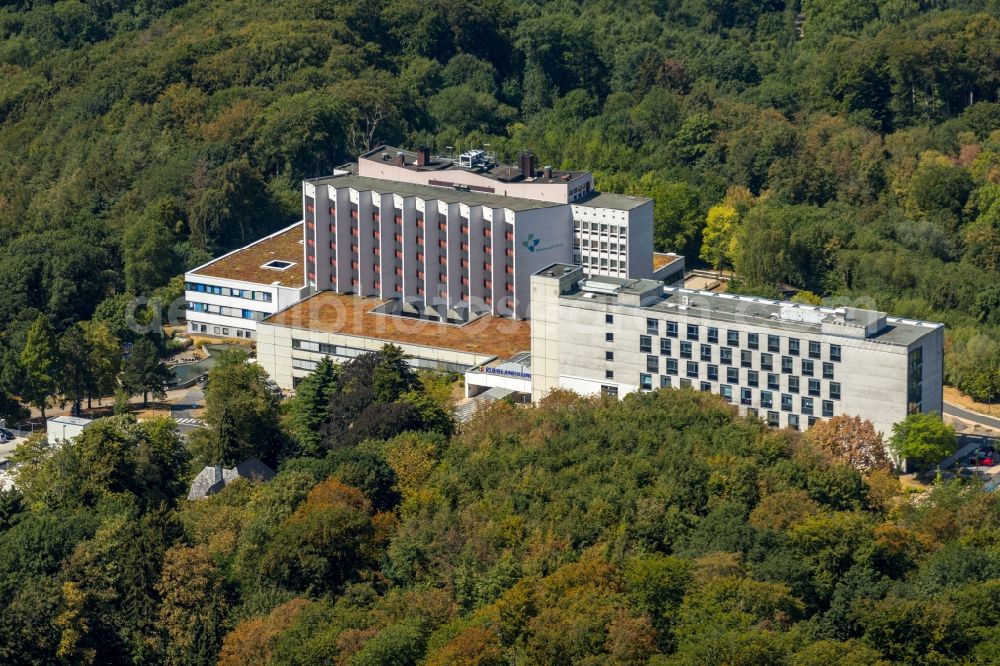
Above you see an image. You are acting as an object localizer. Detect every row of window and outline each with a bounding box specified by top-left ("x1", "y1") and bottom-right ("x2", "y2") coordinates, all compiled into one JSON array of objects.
[
  {"x1": 576, "y1": 238, "x2": 627, "y2": 253},
  {"x1": 637, "y1": 374, "x2": 837, "y2": 417},
  {"x1": 187, "y1": 301, "x2": 267, "y2": 321},
  {"x1": 189, "y1": 322, "x2": 253, "y2": 338},
  {"x1": 634, "y1": 356, "x2": 842, "y2": 398},
  {"x1": 630, "y1": 317, "x2": 843, "y2": 361},
  {"x1": 637, "y1": 336, "x2": 837, "y2": 378},
  {"x1": 185, "y1": 282, "x2": 273, "y2": 302},
  {"x1": 574, "y1": 220, "x2": 625, "y2": 235}
]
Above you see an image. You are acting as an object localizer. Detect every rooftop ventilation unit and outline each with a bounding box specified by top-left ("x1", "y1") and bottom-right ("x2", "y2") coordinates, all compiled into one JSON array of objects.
[
  {"x1": 580, "y1": 280, "x2": 622, "y2": 295},
  {"x1": 458, "y1": 149, "x2": 487, "y2": 168},
  {"x1": 779, "y1": 306, "x2": 825, "y2": 324}
]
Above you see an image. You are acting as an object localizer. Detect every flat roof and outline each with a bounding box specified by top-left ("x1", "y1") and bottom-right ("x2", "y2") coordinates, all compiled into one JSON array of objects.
[
  {"x1": 263, "y1": 291, "x2": 531, "y2": 358},
  {"x1": 577, "y1": 191, "x2": 651, "y2": 211},
  {"x1": 360, "y1": 145, "x2": 588, "y2": 184},
  {"x1": 189, "y1": 222, "x2": 305, "y2": 288},
  {"x1": 48, "y1": 415, "x2": 92, "y2": 426},
  {"x1": 653, "y1": 252, "x2": 683, "y2": 271},
  {"x1": 308, "y1": 173, "x2": 561, "y2": 213},
  {"x1": 557, "y1": 275, "x2": 941, "y2": 347}
]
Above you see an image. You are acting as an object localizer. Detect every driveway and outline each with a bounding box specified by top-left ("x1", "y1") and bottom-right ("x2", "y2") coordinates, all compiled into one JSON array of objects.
[{"x1": 944, "y1": 401, "x2": 1000, "y2": 431}]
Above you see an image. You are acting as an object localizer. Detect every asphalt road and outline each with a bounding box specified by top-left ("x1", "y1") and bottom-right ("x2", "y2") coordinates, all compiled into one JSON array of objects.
[
  {"x1": 169, "y1": 385, "x2": 208, "y2": 436},
  {"x1": 944, "y1": 401, "x2": 1000, "y2": 431}
]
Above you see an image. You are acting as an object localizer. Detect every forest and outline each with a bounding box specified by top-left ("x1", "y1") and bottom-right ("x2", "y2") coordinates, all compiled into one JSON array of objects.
[
  {"x1": 1, "y1": 0, "x2": 1000, "y2": 407},
  {"x1": 0, "y1": 346, "x2": 994, "y2": 665},
  {"x1": 2, "y1": 1, "x2": 1000, "y2": 662}
]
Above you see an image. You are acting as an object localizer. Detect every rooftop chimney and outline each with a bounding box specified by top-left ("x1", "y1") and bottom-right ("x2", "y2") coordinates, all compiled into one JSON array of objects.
[
  {"x1": 543, "y1": 165, "x2": 552, "y2": 179},
  {"x1": 518, "y1": 151, "x2": 536, "y2": 179},
  {"x1": 416, "y1": 146, "x2": 430, "y2": 167},
  {"x1": 394, "y1": 151, "x2": 405, "y2": 167}
]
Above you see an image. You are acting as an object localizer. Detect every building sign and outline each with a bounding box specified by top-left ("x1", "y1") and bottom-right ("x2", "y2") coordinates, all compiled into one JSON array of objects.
[
  {"x1": 522, "y1": 233, "x2": 563, "y2": 254},
  {"x1": 484, "y1": 366, "x2": 531, "y2": 379}
]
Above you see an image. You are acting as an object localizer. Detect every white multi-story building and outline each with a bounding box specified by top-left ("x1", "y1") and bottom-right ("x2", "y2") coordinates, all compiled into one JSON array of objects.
[
  {"x1": 184, "y1": 222, "x2": 310, "y2": 340},
  {"x1": 531, "y1": 264, "x2": 944, "y2": 437},
  {"x1": 302, "y1": 146, "x2": 679, "y2": 321}
]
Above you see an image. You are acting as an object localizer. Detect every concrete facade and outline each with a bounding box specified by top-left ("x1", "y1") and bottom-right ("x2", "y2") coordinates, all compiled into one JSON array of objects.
[
  {"x1": 302, "y1": 148, "x2": 664, "y2": 322},
  {"x1": 531, "y1": 265, "x2": 944, "y2": 437},
  {"x1": 257, "y1": 320, "x2": 500, "y2": 390}
]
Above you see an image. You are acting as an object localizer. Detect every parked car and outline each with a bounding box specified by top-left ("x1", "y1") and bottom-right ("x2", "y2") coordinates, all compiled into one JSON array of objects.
[
  {"x1": 969, "y1": 450, "x2": 995, "y2": 467},
  {"x1": 0, "y1": 428, "x2": 15, "y2": 443}
]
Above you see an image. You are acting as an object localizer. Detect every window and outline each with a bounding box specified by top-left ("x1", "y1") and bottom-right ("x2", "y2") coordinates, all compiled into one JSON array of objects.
[
  {"x1": 767, "y1": 335, "x2": 780, "y2": 352},
  {"x1": 606, "y1": 369, "x2": 615, "y2": 380},
  {"x1": 708, "y1": 365, "x2": 719, "y2": 381},
  {"x1": 748, "y1": 333, "x2": 759, "y2": 349},
  {"x1": 680, "y1": 341, "x2": 692, "y2": 359},
  {"x1": 823, "y1": 362, "x2": 834, "y2": 380},
  {"x1": 640, "y1": 335, "x2": 652, "y2": 353},
  {"x1": 761, "y1": 391, "x2": 773, "y2": 408},
  {"x1": 647, "y1": 318, "x2": 659, "y2": 335},
  {"x1": 262, "y1": 259, "x2": 295, "y2": 271},
  {"x1": 686, "y1": 361, "x2": 698, "y2": 378},
  {"x1": 760, "y1": 353, "x2": 773, "y2": 371},
  {"x1": 680, "y1": 378, "x2": 692, "y2": 388},
  {"x1": 830, "y1": 382, "x2": 841, "y2": 400},
  {"x1": 801, "y1": 397, "x2": 813, "y2": 415},
  {"x1": 741, "y1": 388, "x2": 753, "y2": 405},
  {"x1": 802, "y1": 359, "x2": 814, "y2": 376},
  {"x1": 809, "y1": 341, "x2": 821, "y2": 359},
  {"x1": 661, "y1": 376, "x2": 672, "y2": 388},
  {"x1": 700, "y1": 381, "x2": 712, "y2": 392},
  {"x1": 830, "y1": 345, "x2": 842, "y2": 362},
  {"x1": 822, "y1": 400, "x2": 834, "y2": 417},
  {"x1": 701, "y1": 344, "x2": 712, "y2": 361},
  {"x1": 708, "y1": 327, "x2": 719, "y2": 344},
  {"x1": 601, "y1": 385, "x2": 619, "y2": 398},
  {"x1": 606, "y1": 332, "x2": 614, "y2": 342},
  {"x1": 748, "y1": 371, "x2": 759, "y2": 387},
  {"x1": 727, "y1": 367, "x2": 739, "y2": 384},
  {"x1": 605, "y1": 313, "x2": 614, "y2": 324},
  {"x1": 781, "y1": 356, "x2": 793, "y2": 374},
  {"x1": 666, "y1": 359, "x2": 678, "y2": 375},
  {"x1": 606, "y1": 351, "x2": 614, "y2": 361},
  {"x1": 727, "y1": 330, "x2": 740, "y2": 346},
  {"x1": 721, "y1": 348, "x2": 733, "y2": 365},
  {"x1": 640, "y1": 374, "x2": 653, "y2": 391},
  {"x1": 741, "y1": 350, "x2": 753, "y2": 368},
  {"x1": 647, "y1": 355, "x2": 659, "y2": 373},
  {"x1": 721, "y1": 385, "x2": 733, "y2": 402},
  {"x1": 807, "y1": 379, "x2": 820, "y2": 396},
  {"x1": 808, "y1": 416, "x2": 818, "y2": 427},
  {"x1": 660, "y1": 338, "x2": 671, "y2": 355},
  {"x1": 781, "y1": 394, "x2": 793, "y2": 411},
  {"x1": 687, "y1": 324, "x2": 699, "y2": 341},
  {"x1": 788, "y1": 414, "x2": 800, "y2": 430},
  {"x1": 767, "y1": 373, "x2": 779, "y2": 391},
  {"x1": 908, "y1": 347, "x2": 923, "y2": 413},
  {"x1": 788, "y1": 338, "x2": 800, "y2": 356},
  {"x1": 788, "y1": 376, "x2": 800, "y2": 394},
  {"x1": 767, "y1": 411, "x2": 779, "y2": 427},
  {"x1": 666, "y1": 321, "x2": 678, "y2": 338}
]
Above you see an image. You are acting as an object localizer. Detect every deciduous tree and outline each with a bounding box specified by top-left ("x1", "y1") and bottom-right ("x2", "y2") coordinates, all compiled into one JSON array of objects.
[
  {"x1": 808, "y1": 415, "x2": 891, "y2": 473},
  {"x1": 889, "y1": 413, "x2": 957, "y2": 468}
]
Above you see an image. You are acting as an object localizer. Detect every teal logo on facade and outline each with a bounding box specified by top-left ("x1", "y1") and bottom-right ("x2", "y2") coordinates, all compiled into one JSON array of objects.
[{"x1": 523, "y1": 234, "x2": 541, "y2": 252}]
